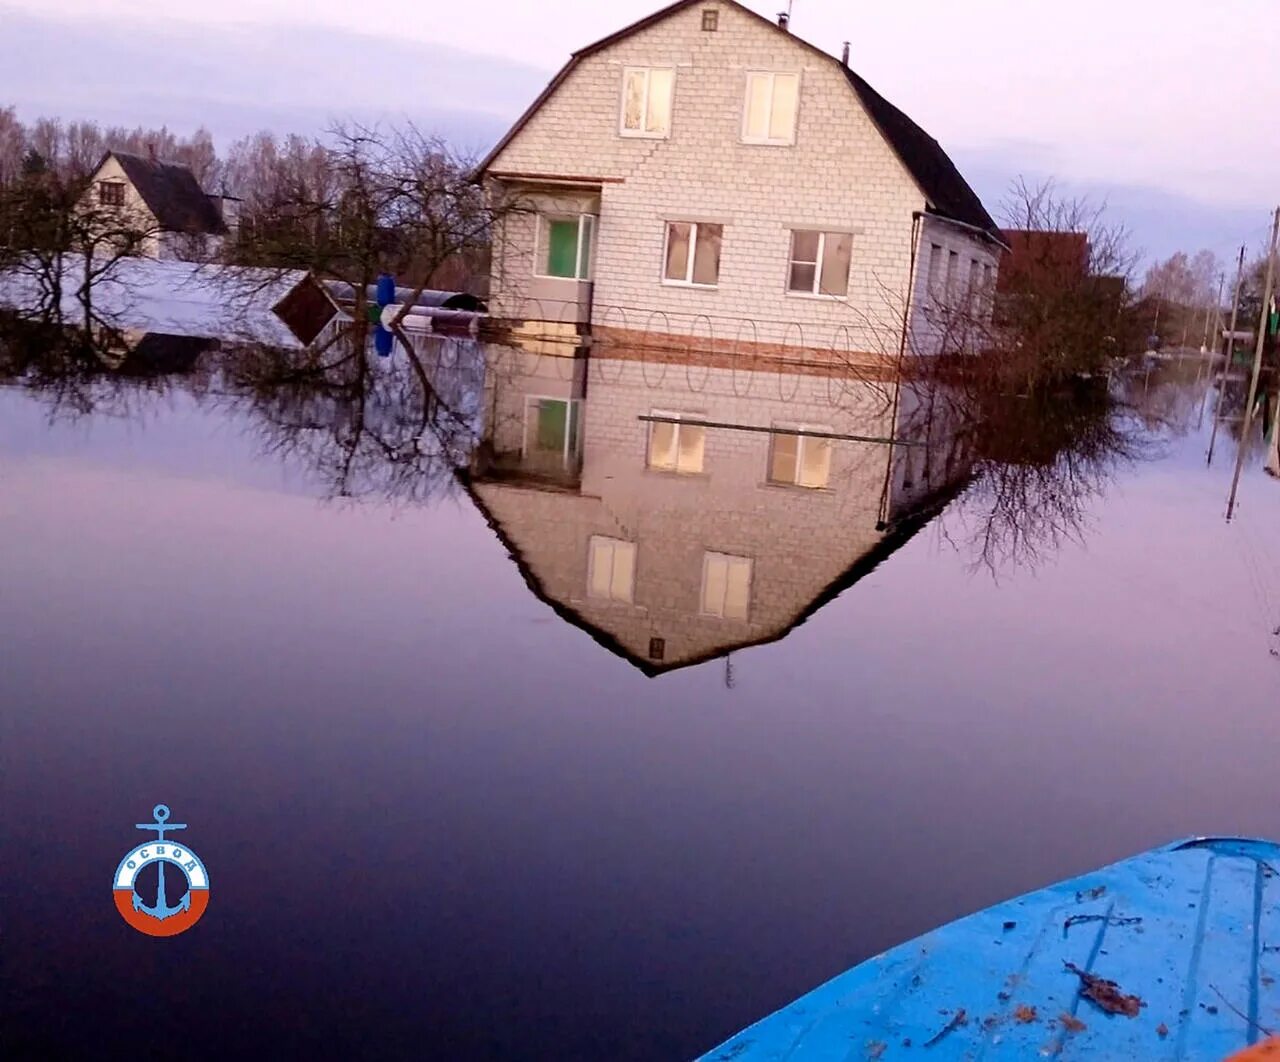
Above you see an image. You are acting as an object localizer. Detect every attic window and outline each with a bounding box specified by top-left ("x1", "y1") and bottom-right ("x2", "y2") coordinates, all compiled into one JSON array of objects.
[
  {"x1": 701, "y1": 9, "x2": 718, "y2": 30},
  {"x1": 99, "y1": 181, "x2": 125, "y2": 207}
]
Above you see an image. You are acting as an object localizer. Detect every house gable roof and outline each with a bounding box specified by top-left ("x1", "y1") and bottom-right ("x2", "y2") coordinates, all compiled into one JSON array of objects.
[
  {"x1": 475, "y1": 0, "x2": 1001, "y2": 241},
  {"x1": 100, "y1": 151, "x2": 227, "y2": 236}
]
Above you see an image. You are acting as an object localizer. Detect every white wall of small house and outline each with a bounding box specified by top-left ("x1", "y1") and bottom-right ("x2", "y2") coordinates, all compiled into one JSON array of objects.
[
  {"x1": 79, "y1": 156, "x2": 162, "y2": 258},
  {"x1": 486, "y1": 1, "x2": 988, "y2": 354},
  {"x1": 910, "y1": 216, "x2": 1003, "y2": 356}
]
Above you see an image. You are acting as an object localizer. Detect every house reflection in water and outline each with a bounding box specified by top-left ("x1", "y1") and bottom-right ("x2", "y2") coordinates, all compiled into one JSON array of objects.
[{"x1": 441, "y1": 341, "x2": 971, "y2": 675}]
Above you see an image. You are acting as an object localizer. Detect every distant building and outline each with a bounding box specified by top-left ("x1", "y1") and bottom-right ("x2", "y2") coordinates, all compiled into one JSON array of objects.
[
  {"x1": 476, "y1": 0, "x2": 1003, "y2": 360},
  {"x1": 997, "y1": 229, "x2": 1089, "y2": 294},
  {"x1": 80, "y1": 150, "x2": 238, "y2": 261}
]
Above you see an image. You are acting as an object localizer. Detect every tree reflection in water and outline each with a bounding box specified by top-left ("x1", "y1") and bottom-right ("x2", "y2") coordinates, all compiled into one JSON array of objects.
[{"x1": 2, "y1": 316, "x2": 1264, "y2": 592}]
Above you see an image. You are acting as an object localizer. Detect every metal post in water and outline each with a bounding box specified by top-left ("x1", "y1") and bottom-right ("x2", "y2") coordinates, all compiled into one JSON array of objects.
[
  {"x1": 1208, "y1": 245, "x2": 1247, "y2": 465},
  {"x1": 1226, "y1": 208, "x2": 1280, "y2": 520}
]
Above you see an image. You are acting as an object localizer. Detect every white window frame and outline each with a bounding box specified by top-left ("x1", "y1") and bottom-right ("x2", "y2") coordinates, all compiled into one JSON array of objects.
[
  {"x1": 647, "y1": 409, "x2": 707, "y2": 474},
  {"x1": 786, "y1": 230, "x2": 852, "y2": 299},
  {"x1": 741, "y1": 71, "x2": 800, "y2": 146},
  {"x1": 533, "y1": 213, "x2": 596, "y2": 281},
  {"x1": 587, "y1": 535, "x2": 636, "y2": 603},
  {"x1": 521, "y1": 395, "x2": 582, "y2": 467},
  {"x1": 619, "y1": 66, "x2": 676, "y2": 139},
  {"x1": 661, "y1": 221, "x2": 722, "y2": 288},
  {"x1": 768, "y1": 423, "x2": 834, "y2": 489},
  {"x1": 700, "y1": 551, "x2": 753, "y2": 621}
]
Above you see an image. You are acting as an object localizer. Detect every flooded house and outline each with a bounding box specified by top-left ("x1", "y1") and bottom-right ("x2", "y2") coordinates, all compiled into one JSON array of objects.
[
  {"x1": 475, "y1": 0, "x2": 1004, "y2": 362},
  {"x1": 79, "y1": 149, "x2": 239, "y2": 261}
]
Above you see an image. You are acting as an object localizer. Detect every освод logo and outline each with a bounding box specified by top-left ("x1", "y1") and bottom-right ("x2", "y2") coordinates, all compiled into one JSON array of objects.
[{"x1": 113, "y1": 804, "x2": 210, "y2": 937}]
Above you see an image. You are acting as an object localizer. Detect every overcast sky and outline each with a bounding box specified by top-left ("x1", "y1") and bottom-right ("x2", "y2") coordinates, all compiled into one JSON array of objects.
[{"x1": 2, "y1": 0, "x2": 1275, "y2": 261}]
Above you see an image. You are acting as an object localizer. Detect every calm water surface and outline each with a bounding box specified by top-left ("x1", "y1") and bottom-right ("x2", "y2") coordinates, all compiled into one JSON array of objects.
[{"x1": 2, "y1": 342, "x2": 1278, "y2": 1060}]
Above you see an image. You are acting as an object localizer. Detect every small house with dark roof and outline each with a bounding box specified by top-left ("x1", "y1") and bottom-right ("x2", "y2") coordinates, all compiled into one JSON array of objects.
[
  {"x1": 81, "y1": 150, "x2": 238, "y2": 261},
  {"x1": 476, "y1": 0, "x2": 1004, "y2": 357}
]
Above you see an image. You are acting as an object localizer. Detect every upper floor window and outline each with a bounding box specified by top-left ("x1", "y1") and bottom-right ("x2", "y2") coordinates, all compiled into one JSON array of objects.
[
  {"x1": 663, "y1": 221, "x2": 722, "y2": 287},
  {"x1": 536, "y1": 214, "x2": 595, "y2": 280},
  {"x1": 743, "y1": 72, "x2": 799, "y2": 144},
  {"x1": 648, "y1": 410, "x2": 706, "y2": 474},
  {"x1": 621, "y1": 67, "x2": 675, "y2": 138},
  {"x1": 701, "y1": 552, "x2": 752, "y2": 620},
  {"x1": 99, "y1": 181, "x2": 125, "y2": 207},
  {"x1": 788, "y1": 230, "x2": 851, "y2": 297},
  {"x1": 769, "y1": 425, "x2": 833, "y2": 488},
  {"x1": 588, "y1": 535, "x2": 636, "y2": 603}
]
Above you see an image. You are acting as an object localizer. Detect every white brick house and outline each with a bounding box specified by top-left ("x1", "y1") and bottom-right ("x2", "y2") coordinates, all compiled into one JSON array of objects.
[{"x1": 476, "y1": 0, "x2": 1005, "y2": 358}]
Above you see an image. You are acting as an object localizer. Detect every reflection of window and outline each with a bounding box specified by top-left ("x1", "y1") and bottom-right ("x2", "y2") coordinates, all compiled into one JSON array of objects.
[
  {"x1": 743, "y1": 72, "x2": 800, "y2": 144},
  {"x1": 647, "y1": 410, "x2": 705, "y2": 473},
  {"x1": 99, "y1": 181, "x2": 125, "y2": 207},
  {"x1": 537, "y1": 214, "x2": 594, "y2": 279},
  {"x1": 588, "y1": 536, "x2": 636, "y2": 602},
  {"x1": 701, "y1": 552, "x2": 752, "y2": 620},
  {"x1": 788, "y1": 230, "x2": 852, "y2": 297},
  {"x1": 523, "y1": 397, "x2": 581, "y2": 470},
  {"x1": 769, "y1": 425, "x2": 832, "y2": 488},
  {"x1": 621, "y1": 68, "x2": 675, "y2": 137},
  {"x1": 663, "y1": 222, "x2": 722, "y2": 286}
]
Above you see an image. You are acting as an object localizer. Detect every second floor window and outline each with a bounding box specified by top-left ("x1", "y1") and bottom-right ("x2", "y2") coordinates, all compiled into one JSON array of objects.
[
  {"x1": 537, "y1": 214, "x2": 595, "y2": 280},
  {"x1": 701, "y1": 552, "x2": 752, "y2": 620},
  {"x1": 99, "y1": 181, "x2": 125, "y2": 207},
  {"x1": 663, "y1": 221, "x2": 722, "y2": 287},
  {"x1": 621, "y1": 67, "x2": 675, "y2": 138},
  {"x1": 788, "y1": 230, "x2": 852, "y2": 297},
  {"x1": 588, "y1": 536, "x2": 636, "y2": 603},
  {"x1": 743, "y1": 72, "x2": 799, "y2": 144}
]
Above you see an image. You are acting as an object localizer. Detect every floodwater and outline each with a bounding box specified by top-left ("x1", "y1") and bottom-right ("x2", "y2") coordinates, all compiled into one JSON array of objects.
[{"x1": 2, "y1": 336, "x2": 1278, "y2": 1061}]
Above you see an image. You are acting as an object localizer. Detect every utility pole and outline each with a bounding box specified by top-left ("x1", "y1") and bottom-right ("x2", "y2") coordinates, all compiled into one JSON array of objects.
[
  {"x1": 1201, "y1": 273, "x2": 1224, "y2": 352},
  {"x1": 1226, "y1": 207, "x2": 1279, "y2": 520},
  {"x1": 1208, "y1": 245, "x2": 1248, "y2": 465}
]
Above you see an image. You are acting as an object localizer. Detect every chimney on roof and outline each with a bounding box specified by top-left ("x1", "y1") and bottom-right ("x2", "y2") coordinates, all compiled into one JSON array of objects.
[
  {"x1": 841, "y1": 41, "x2": 850, "y2": 66},
  {"x1": 777, "y1": 10, "x2": 789, "y2": 31},
  {"x1": 147, "y1": 141, "x2": 158, "y2": 163}
]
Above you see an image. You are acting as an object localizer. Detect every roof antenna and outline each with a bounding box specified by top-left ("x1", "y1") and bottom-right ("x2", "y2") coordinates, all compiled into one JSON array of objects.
[
  {"x1": 842, "y1": 41, "x2": 850, "y2": 67},
  {"x1": 777, "y1": 0, "x2": 792, "y2": 31}
]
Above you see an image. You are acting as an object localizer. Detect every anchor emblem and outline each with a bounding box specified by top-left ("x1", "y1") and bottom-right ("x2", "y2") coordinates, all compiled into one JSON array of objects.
[
  {"x1": 131, "y1": 805, "x2": 191, "y2": 920},
  {"x1": 112, "y1": 803, "x2": 210, "y2": 937}
]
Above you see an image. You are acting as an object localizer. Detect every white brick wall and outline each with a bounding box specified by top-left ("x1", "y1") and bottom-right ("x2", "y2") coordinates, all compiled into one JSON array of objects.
[{"x1": 486, "y1": 1, "x2": 997, "y2": 354}]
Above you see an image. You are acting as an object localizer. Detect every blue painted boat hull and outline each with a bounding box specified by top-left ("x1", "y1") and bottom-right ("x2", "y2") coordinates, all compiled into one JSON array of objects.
[{"x1": 697, "y1": 838, "x2": 1280, "y2": 1060}]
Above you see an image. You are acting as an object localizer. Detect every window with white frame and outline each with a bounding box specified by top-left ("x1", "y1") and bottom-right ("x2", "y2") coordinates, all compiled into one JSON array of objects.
[
  {"x1": 588, "y1": 536, "x2": 636, "y2": 602},
  {"x1": 742, "y1": 72, "x2": 800, "y2": 144},
  {"x1": 768, "y1": 425, "x2": 833, "y2": 488},
  {"x1": 701, "y1": 552, "x2": 752, "y2": 620},
  {"x1": 663, "y1": 221, "x2": 722, "y2": 286},
  {"x1": 787, "y1": 230, "x2": 852, "y2": 297},
  {"x1": 536, "y1": 214, "x2": 595, "y2": 280},
  {"x1": 647, "y1": 410, "x2": 706, "y2": 473},
  {"x1": 621, "y1": 67, "x2": 675, "y2": 137}
]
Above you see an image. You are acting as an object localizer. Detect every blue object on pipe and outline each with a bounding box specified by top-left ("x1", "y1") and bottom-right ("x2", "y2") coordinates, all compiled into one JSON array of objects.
[
  {"x1": 374, "y1": 326, "x2": 393, "y2": 358},
  {"x1": 375, "y1": 273, "x2": 396, "y2": 308}
]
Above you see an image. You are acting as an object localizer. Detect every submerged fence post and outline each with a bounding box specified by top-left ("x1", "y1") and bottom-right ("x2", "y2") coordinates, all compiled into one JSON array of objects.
[{"x1": 1226, "y1": 207, "x2": 1279, "y2": 519}]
